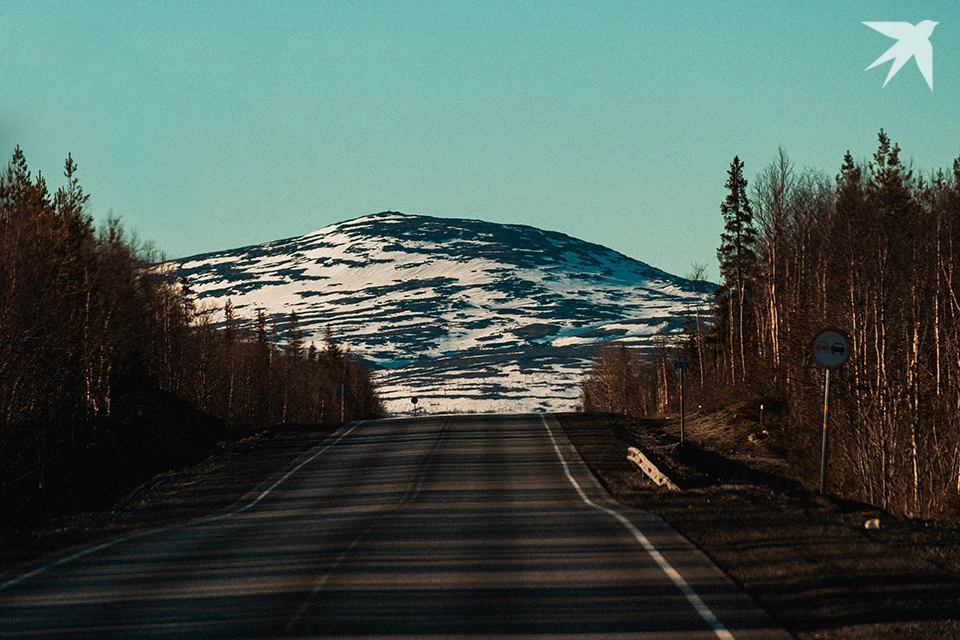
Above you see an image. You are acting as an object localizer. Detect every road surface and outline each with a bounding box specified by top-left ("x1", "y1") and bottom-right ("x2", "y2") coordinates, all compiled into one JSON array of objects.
[{"x1": 0, "y1": 414, "x2": 790, "y2": 639}]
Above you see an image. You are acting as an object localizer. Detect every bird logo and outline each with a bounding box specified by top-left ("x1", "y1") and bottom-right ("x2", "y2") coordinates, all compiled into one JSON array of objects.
[{"x1": 863, "y1": 21, "x2": 938, "y2": 90}]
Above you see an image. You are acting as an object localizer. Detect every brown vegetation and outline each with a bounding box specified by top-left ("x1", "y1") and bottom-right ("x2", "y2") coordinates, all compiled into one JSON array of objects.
[
  {"x1": 583, "y1": 131, "x2": 960, "y2": 519},
  {"x1": 0, "y1": 147, "x2": 384, "y2": 529}
]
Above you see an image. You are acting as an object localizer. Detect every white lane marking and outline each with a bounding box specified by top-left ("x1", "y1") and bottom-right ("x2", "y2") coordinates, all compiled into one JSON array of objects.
[
  {"x1": 228, "y1": 421, "x2": 362, "y2": 515},
  {"x1": 285, "y1": 418, "x2": 449, "y2": 632},
  {"x1": 0, "y1": 421, "x2": 364, "y2": 593},
  {"x1": 541, "y1": 414, "x2": 735, "y2": 640},
  {"x1": 0, "y1": 526, "x2": 179, "y2": 593}
]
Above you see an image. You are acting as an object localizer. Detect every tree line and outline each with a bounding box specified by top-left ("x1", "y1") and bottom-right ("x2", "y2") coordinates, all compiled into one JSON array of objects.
[
  {"x1": 583, "y1": 131, "x2": 960, "y2": 518},
  {"x1": 0, "y1": 147, "x2": 384, "y2": 526}
]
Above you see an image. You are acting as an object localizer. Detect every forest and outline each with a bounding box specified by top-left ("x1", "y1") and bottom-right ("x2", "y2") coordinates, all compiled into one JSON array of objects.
[
  {"x1": 583, "y1": 131, "x2": 960, "y2": 519},
  {"x1": 0, "y1": 147, "x2": 384, "y2": 528}
]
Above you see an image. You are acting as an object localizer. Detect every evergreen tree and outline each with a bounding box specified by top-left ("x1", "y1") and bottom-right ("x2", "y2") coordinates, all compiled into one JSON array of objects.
[
  {"x1": 718, "y1": 156, "x2": 758, "y2": 289},
  {"x1": 323, "y1": 325, "x2": 343, "y2": 366},
  {"x1": 223, "y1": 298, "x2": 236, "y2": 344},
  {"x1": 52, "y1": 155, "x2": 97, "y2": 418},
  {"x1": 178, "y1": 275, "x2": 196, "y2": 321},
  {"x1": 716, "y1": 156, "x2": 758, "y2": 383},
  {"x1": 255, "y1": 307, "x2": 269, "y2": 349},
  {"x1": 286, "y1": 310, "x2": 304, "y2": 358}
]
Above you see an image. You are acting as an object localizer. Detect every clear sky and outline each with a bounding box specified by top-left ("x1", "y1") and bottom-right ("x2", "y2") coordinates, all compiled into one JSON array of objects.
[{"x1": 2, "y1": 1, "x2": 957, "y2": 279}]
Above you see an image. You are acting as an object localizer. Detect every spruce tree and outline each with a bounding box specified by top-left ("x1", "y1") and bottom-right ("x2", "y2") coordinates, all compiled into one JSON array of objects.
[
  {"x1": 716, "y1": 156, "x2": 758, "y2": 383},
  {"x1": 323, "y1": 325, "x2": 342, "y2": 363},
  {"x1": 255, "y1": 308, "x2": 268, "y2": 348},
  {"x1": 286, "y1": 310, "x2": 304, "y2": 358},
  {"x1": 223, "y1": 298, "x2": 236, "y2": 344}
]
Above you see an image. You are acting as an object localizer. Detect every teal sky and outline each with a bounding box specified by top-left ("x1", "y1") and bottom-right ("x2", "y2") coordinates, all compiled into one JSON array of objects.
[{"x1": 2, "y1": 1, "x2": 957, "y2": 279}]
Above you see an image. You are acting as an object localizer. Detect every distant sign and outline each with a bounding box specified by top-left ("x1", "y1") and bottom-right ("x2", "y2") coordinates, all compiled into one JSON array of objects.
[
  {"x1": 674, "y1": 361, "x2": 690, "y2": 369},
  {"x1": 810, "y1": 328, "x2": 851, "y2": 370},
  {"x1": 411, "y1": 397, "x2": 419, "y2": 405}
]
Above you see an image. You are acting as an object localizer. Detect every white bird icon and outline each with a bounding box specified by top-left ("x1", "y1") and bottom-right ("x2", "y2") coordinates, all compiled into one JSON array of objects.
[{"x1": 863, "y1": 20, "x2": 938, "y2": 90}]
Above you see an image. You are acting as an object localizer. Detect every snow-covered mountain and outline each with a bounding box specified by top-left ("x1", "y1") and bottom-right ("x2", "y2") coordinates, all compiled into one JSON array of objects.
[{"x1": 171, "y1": 212, "x2": 710, "y2": 414}]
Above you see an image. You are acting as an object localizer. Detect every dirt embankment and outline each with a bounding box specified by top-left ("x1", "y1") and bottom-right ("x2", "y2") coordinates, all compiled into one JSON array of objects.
[{"x1": 555, "y1": 411, "x2": 960, "y2": 640}]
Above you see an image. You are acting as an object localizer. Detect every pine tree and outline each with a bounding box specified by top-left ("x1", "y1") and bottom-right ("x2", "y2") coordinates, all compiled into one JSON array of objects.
[
  {"x1": 323, "y1": 325, "x2": 343, "y2": 365},
  {"x1": 716, "y1": 156, "x2": 758, "y2": 383},
  {"x1": 51, "y1": 155, "x2": 99, "y2": 419},
  {"x1": 255, "y1": 307, "x2": 269, "y2": 349},
  {"x1": 178, "y1": 275, "x2": 196, "y2": 321},
  {"x1": 223, "y1": 298, "x2": 236, "y2": 344},
  {"x1": 286, "y1": 310, "x2": 304, "y2": 358}
]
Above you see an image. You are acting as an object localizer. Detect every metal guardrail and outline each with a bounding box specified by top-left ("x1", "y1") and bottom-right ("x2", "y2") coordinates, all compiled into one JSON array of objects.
[{"x1": 627, "y1": 446, "x2": 681, "y2": 491}]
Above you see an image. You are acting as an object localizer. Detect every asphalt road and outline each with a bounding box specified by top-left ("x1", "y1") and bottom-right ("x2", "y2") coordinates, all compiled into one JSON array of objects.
[{"x1": 0, "y1": 414, "x2": 791, "y2": 639}]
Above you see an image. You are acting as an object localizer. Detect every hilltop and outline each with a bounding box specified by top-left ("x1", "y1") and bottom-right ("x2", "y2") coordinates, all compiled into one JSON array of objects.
[{"x1": 172, "y1": 212, "x2": 710, "y2": 413}]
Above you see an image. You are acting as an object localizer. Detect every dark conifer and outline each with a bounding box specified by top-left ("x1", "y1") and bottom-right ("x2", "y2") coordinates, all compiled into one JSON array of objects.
[
  {"x1": 286, "y1": 310, "x2": 304, "y2": 358},
  {"x1": 716, "y1": 156, "x2": 758, "y2": 383}
]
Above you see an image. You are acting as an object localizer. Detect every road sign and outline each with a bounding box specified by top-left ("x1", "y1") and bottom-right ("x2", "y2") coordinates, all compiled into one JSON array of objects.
[
  {"x1": 676, "y1": 363, "x2": 687, "y2": 442},
  {"x1": 411, "y1": 397, "x2": 418, "y2": 405},
  {"x1": 337, "y1": 383, "x2": 350, "y2": 422},
  {"x1": 810, "y1": 327, "x2": 851, "y2": 496},
  {"x1": 810, "y1": 328, "x2": 851, "y2": 370}
]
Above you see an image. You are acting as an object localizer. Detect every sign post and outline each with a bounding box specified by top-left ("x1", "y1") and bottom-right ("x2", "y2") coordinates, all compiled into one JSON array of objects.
[
  {"x1": 674, "y1": 361, "x2": 690, "y2": 444},
  {"x1": 810, "y1": 328, "x2": 851, "y2": 495},
  {"x1": 411, "y1": 397, "x2": 419, "y2": 417},
  {"x1": 337, "y1": 383, "x2": 350, "y2": 423}
]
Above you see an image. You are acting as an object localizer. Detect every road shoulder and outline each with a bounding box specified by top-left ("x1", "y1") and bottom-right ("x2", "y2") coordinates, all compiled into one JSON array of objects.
[
  {"x1": 555, "y1": 411, "x2": 960, "y2": 640},
  {"x1": 0, "y1": 423, "x2": 338, "y2": 576}
]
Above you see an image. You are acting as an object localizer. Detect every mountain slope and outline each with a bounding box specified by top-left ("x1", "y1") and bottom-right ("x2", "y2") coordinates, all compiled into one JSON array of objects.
[{"x1": 171, "y1": 212, "x2": 710, "y2": 413}]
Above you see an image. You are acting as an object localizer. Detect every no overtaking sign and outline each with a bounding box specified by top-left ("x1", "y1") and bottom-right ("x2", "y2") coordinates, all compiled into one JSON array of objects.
[
  {"x1": 810, "y1": 327, "x2": 851, "y2": 497},
  {"x1": 810, "y1": 328, "x2": 851, "y2": 370}
]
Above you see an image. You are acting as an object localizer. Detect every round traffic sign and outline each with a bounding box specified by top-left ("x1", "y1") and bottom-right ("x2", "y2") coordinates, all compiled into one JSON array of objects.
[
  {"x1": 810, "y1": 328, "x2": 851, "y2": 370},
  {"x1": 411, "y1": 397, "x2": 419, "y2": 405}
]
